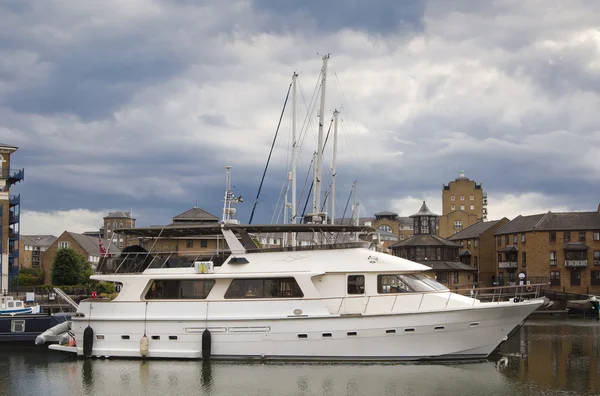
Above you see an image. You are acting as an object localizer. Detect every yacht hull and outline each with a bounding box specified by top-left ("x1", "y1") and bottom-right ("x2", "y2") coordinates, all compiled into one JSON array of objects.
[{"x1": 56, "y1": 299, "x2": 542, "y2": 360}]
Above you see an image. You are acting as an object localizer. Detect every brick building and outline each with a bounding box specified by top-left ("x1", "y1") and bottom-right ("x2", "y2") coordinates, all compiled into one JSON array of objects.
[
  {"x1": 494, "y1": 206, "x2": 600, "y2": 294},
  {"x1": 42, "y1": 231, "x2": 118, "y2": 284},
  {"x1": 19, "y1": 235, "x2": 57, "y2": 270},
  {"x1": 390, "y1": 201, "x2": 475, "y2": 288},
  {"x1": 447, "y1": 218, "x2": 510, "y2": 287},
  {"x1": 104, "y1": 211, "x2": 136, "y2": 248},
  {"x1": 439, "y1": 171, "x2": 487, "y2": 238},
  {"x1": 0, "y1": 143, "x2": 23, "y2": 292}
]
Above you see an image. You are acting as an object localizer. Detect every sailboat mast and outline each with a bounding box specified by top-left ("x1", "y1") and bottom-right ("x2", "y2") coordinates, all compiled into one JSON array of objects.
[
  {"x1": 291, "y1": 72, "x2": 298, "y2": 243},
  {"x1": 313, "y1": 54, "x2": 329, "y2": 217},
  {"x1": 353, "y1": 180, "x2": 359, "y2": 241},
  {"x1": 331, "y1": 109, "x2": 339, "y2": 224}
]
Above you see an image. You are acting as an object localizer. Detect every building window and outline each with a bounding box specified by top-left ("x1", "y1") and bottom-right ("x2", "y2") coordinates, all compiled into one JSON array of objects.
[
  {"x1": 460, "y1": 205, "x2": 465, "y2": 211},
  {"x1": 549, "y1": 251, "x2": 557, "y2": 266},
  {"x1": 460, "y1": 196, "x2": 465, "y2": 201},
  {"x1": 513, "y1": 235, "x2": 518, "y2": 244},
  {"x1": 549, "y1": 232, "x2": 556, "y2": 242},
  {"x1": 58, "y1": 241, "x2": 70, "y2": 249},
  {"x1": 564, "y1": 231, "x2": 571, "y2": 242},
  {"x1": 594, "y1": 251, "x2": 600, "y2": 266},
  {"x1": 347, "y1": 275, "x2": 365, "y2": 295},
  {"x1": 521, "y1": 234, "x2": 526, "y2": 243},
  {"x1": 436, "y1": 272, "x2": 448, "y2": 283},
  {"x1": 522, "y1": 252, "x2": 526, "y2": 268},
  {"x1": 578, "y1": 232, "x2": 586, "y2": 242},
  {"x1": 378, "y1": 225, "x2": 393, "y2": 233},
  {"x1": 452, "y1": 272, "x2": 459, "y2": 284},
  {"x1": 550, "y1": 271, "x2": 560, "y2": 286},
  {"x1": 451, "y1": 195, "x2": 455, "y2": 201},
  {"x1": 454, "y1": 220, "x2": 462, "y2": 230},
  {"x1": 474, "y1": 239, "x2": 478, "y2": 248},
  {"x1": 594, "y1": 232, "x2": 600, "y2": 241},
  {"x1": 451, "y1": 205, "x2": 455, "y2": 210},
  {"x1": 467, "y1": 240, "x2": 471, "y2": 248},
  {"x1": 565, "y1": 251, "x2": 586, "y2": 260},
  {"x1": 505, "y1": 235, "x2": 509, "y2": 245},
  {"x1": 570, "y1": 271, "x2": 581, "y2": 286},
  {"x1": 200, "y1": 240, "x2": 208, "y2": 248},
  {"x1": 474, "y1": 256, "x2": 478, "y2": 268},
  {"x1": 497, "y1": 237, "x2": 501, "y2": 246},
  {"x1": 186, "y1": 240, "x2": 194, "y2": 248},
  {"x1": 470, "y1": 195, "x2": 474, "y2": 201},
  {"x1": 592, "y1": 271, "x2": 600, "y2": 286},
  {"x1": 497, "y1": 253, "x2": 502, "y2": 263},
  {"x1": 470, "y1": 205, "x2": 474, "y2": 210}
]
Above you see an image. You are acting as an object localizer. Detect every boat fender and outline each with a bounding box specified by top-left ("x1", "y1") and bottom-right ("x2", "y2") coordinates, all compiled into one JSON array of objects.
[
  {"x1": 140, "y1": 335, "x2": 149, "y2": 357},
  {"x1": 83, "y1": 326, "x2": 94, "y2": 358},
  {"x1": 202, "y1": 329, "x2": 211, "y2": 360}
]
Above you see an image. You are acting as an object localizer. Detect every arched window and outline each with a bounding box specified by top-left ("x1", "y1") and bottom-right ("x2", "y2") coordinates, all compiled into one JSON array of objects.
[{"x1": 377, "y1": 225, "x2": 393, "y2": 233}]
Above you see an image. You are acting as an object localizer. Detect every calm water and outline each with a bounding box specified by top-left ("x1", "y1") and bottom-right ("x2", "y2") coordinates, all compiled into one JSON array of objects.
[{"x1": 1, "y1": 318, "x2": 599, "y2": 396}]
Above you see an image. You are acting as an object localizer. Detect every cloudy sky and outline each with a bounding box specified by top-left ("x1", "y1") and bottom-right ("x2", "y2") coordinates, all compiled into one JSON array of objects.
[{"x1": 1, "y1": 0, "x2": 599, "y2": 236}]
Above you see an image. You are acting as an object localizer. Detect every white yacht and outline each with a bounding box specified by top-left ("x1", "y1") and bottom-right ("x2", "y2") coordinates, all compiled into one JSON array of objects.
[{"x1": 48, "y1": 223, "x2": 544, "y2": 361}]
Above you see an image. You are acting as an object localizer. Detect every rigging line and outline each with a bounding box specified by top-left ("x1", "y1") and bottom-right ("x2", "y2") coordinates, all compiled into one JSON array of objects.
[
  {"x1": 248, "y1": 76, "x2": 293, "y2": 224},
  {"x1": 335, "y1": 188, "x2": 354, "y2": 243},
  {"x1": 270, "y1": 176, "x2": 288, "y2": 225},
  {"x1": 296, "y1": 157, "x2": 313, "y2": 220}
]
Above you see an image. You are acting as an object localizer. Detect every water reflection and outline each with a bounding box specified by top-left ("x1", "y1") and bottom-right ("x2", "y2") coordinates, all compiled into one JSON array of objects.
[
  {"x1": 496, "y1": 318, "x2": 600, "y2": 395},
  {"x1": 0, "y1": 319, "x2": 599, "y2": 396}
]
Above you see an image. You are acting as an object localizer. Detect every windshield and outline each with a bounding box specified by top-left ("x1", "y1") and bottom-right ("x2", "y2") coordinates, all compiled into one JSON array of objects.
[{"x1": 378, "y1": 273, "x2": 449, "y2": 293}]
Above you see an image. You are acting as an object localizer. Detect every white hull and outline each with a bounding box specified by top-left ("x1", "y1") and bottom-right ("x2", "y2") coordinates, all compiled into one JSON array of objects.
[{"x1": 57, "y1": 299, "x2": 541, "y2": 360}]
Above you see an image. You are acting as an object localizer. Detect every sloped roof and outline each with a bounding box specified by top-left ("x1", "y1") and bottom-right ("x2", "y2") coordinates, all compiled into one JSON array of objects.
[
  {"x1": 21, "y1": 235, "x2": 57, "y2": 248},
  {"x1": 391, "y1": 234, "x2": 460, "y2": 248},
  {"x1": 496, "y1": 211, "x2": 600, "y2": 235},
  {"x1": 494, "y1": 214, "x2": 547, "y2": 235},
  {"x1": 374, "y1": 211, "x2": 398, "y2": 217},
  {"x1": 172, "y1": 207, "x2": 219, "y2": 222},
  {"x1": 448, "y1": 220, "x2": 502, "y2": 240},
  {"x1": 67, "y1": 232, "x2": 121, "y2": 256},
  {"x1": 459, "y1": 250, "x2": 472, "y2": 256},
  {"x1": 536, "y1": 212, "x2": 600, "y2": 231},
  {"x1": 498, "y1": 245, "x2": 518, "y2": 252},
  {"x1": 104, "y1": 211, "x2": 133, "y2": 219},
  {"x1": 0, "y1": 143, "x2": 18, "y2": 151},
  {"x1": 410, "y1": 201, "x2": 438, "y2": 218},
  {"x1": 563, "y1": 242, "x2": 589, "y2": 251}
]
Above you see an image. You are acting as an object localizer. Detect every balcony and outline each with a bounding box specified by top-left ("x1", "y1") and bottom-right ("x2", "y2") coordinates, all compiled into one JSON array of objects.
[
  {"x1": 499, "y1": 261, "x2": 518, "y2": 269},
  {"x1": 9, "y1": 194, "x2": 19, "y2": 206},
  {"x1": 0, "y1": 168, "x2": 24, "y2": 187},
  {"x1": 595, "y1": 260, "x2": 600, "y2": 266},
  {"x1": 565, "y1": 260, "x2": 588, "y2": 268},
  {"x1": 8, "y1": 212, "x2": 19, "y2": 224}
]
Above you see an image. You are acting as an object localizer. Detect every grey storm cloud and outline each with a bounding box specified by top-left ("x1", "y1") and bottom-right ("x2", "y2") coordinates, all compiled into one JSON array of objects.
[{"x1": 0, "y1": 0, "x2": 599, "y2": 233}]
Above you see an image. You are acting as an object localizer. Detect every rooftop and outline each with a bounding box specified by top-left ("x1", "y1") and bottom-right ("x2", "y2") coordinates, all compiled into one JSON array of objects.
[
  {"x1": 409, "y1": 201, "x2": 438, "y2": 218},
  {"x1": 104, "y1": 211, "x2": 134, "y2": 219},
  {"x1": 21, "y1": 235, "x2": 57, "y2": 248},
  {"x1": 448, "y1": 220, "x2": 504, "y2": 240},
  {"x1": 495, "y1": 210, "x2": 600, "y2": 235},
  {"x1": 390, "y1": 234, "x2": 460, "y2": 248},
  {"x1": 172, "y1": 207, "x2": 219, "y2": 223},
  {"x1": 65, "y1": 232, "x2": 121, "y2": 256}
]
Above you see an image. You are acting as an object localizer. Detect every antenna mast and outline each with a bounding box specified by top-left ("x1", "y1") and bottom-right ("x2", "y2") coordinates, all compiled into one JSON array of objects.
[{"x1": 291, "y1": 72, "x2": 298, "y2": 246}]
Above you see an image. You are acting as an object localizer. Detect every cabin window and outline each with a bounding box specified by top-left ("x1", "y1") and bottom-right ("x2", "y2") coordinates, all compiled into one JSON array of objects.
[
  {"x1": 7, "y1": 301, "x2": 14, "y2": 308},
  {"x1": 11, "y1": 320, "x2": 25, "y2": 332},
  {"x1": 224, "y1": 278, "x2": 303, "y2": 299},
  {"x1": 347, "y1": 275, "x2": 365, "y2": 294},
  {"x1": 378, "y1": 273, "x2": 448, "y2": 293},
  {"x1": 145, "y1": 279, "x2": 215, "y2": 299}
]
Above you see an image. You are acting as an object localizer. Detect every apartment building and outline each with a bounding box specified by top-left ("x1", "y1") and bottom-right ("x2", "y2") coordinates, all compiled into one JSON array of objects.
[
  {"x1": 439, "y1": 171, "x2": 487, "y2": 238},
  {"x1": 494, "y1": 206, "x2": 600, "y2": 294},
  {"x1": 447, "y1": 218, "x2": 510, "y2": 287}
]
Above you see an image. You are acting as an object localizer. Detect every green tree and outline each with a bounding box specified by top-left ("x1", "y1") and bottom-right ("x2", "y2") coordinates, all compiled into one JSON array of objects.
[
  {"x1": 51, "y1": 248, "x2": 92, "y2": 285},
  {"x1": 18, "y1": 268, "x2": 44, "y2": 286}
]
